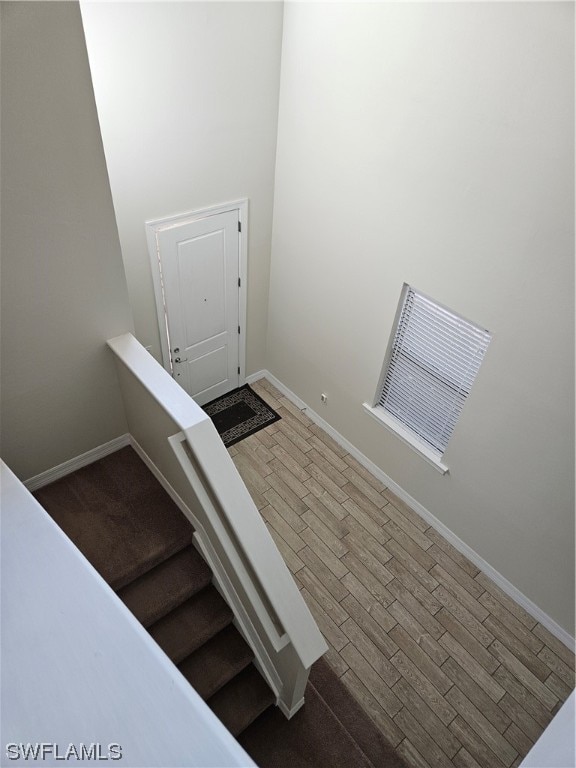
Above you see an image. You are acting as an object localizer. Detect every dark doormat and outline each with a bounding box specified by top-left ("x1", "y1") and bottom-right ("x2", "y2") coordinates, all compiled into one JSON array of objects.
[{"x1": 202, "y1": 384, "x2": 281, "y2": 447}]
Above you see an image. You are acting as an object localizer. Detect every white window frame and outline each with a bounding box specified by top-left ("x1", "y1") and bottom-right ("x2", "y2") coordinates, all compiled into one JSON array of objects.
[{"x1": 363, "y1": 284, "x2": 491, "y2": 475}]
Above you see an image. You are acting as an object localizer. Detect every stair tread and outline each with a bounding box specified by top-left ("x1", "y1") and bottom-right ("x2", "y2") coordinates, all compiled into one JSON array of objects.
[
  {"x1": 239, "y1": 658, "x2": 404, "y2": 768},
  {"x1": 178, "y1": 625, "x2": 254, "y2": 700},
  {"x1": 149, "y1": 586, "x2": 233, "y2": 664},
  {"x1": 117, "y1": 546, "x2": 212, "y2": 627},
  {"x1": 34, "y1": 447, "x2": 193, "y2": 590},
  {"x1": 208, "y1": 665, "x2": 275, "y2": 737}
]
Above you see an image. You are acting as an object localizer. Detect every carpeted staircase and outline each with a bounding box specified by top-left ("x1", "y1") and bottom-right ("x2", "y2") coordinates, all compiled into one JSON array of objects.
[
  {"x1": 34, "y1": 446, "x2": 406, "y2": 768},
  {"x1": 34, "y1": 446, "x2": 275, "y2": 737}
]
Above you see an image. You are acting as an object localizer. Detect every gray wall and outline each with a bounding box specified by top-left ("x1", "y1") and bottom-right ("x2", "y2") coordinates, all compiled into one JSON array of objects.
[
  {"x1": 80, "y1": 1, "x2": 284, "y2": 375},
  {"x1": 267, "y1": 3, "x2": 575, "y2": 632},
  {"x1": 1, "y1": 2, "x2": 134, "y2": 480}
]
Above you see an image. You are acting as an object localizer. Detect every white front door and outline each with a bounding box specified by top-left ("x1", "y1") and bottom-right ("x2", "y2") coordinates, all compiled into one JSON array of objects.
[{"x1": 156, "y1": 210, "x2": 240, "y2": 405}]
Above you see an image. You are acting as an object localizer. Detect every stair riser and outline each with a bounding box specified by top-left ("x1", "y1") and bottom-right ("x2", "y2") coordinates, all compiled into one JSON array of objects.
[
  {"x1": 164, "y1": 613, "x2": 234, "y2": 666},
  {"x1": 111, "y1": 538, "x2": 193, "y2": 592},
  {"x1": 117, "y1": 547, "x2": 213, "y2": 628}
]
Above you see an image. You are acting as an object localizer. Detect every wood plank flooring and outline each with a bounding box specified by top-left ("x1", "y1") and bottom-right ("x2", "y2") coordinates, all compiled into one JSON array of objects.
[{"x1": 230, "y1": 378, "x2": 575, "y2": 768}]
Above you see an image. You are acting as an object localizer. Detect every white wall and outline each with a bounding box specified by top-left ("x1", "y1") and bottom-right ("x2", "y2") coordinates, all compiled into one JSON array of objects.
[
  {"x1": 80, "y1": 1, "x2": 283, "y2": 374},
  {"x1": 267, "y1": 3, "x2": 575, "y2": 632},
  {"x1": 0, "y1": 2, "x2": 134, "y2": 481}
]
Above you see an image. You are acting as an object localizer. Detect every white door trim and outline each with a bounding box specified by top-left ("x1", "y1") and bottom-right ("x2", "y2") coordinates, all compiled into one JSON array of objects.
[{"x1": 145, "y1": 199, "x2": 248, "y2": 388}]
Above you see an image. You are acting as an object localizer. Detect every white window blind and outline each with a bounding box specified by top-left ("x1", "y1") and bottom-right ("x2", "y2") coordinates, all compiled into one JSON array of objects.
[{"x1": 378, "y1": 286, "x2": 491, "y2": 456}]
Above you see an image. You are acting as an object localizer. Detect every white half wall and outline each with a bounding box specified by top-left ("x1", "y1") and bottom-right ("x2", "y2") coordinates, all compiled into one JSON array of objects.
[
  {"x1": 80, "y1": 1, "x2": 283, "y2": 375},
  {"x1": 267, "y1": 3, "x2": 575, "y2": 633},
  {"x1": 0, "y1": 2, "x2": 134, "y2": 481}
]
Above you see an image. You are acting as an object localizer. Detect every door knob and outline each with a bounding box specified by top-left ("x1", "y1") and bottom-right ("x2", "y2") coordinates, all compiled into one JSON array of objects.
[{"x1": 174, "y1": 357, "x2": 188, "y2": 363}]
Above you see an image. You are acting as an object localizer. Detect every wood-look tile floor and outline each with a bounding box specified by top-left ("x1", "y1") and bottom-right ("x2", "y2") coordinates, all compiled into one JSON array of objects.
[{"x1": 230, "y1": 378, "x2": 575, "y2": 768}]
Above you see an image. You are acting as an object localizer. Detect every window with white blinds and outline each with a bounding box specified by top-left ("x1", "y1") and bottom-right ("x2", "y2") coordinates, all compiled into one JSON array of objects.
[{"x1": 376, "y1": 286, "x2": 491, "y2": 457}]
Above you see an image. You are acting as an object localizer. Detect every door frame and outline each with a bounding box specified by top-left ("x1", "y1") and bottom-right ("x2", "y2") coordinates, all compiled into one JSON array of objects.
[{"x1": 145, "y1": 199, "x2": 248, "y2": 389}]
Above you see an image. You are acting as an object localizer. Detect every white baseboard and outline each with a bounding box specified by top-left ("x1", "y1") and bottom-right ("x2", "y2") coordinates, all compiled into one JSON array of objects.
[
  {"x1": 23, "y1": 434, "x2": 131, "y2": 492},
  {"x1": 247, "y1": 370, "x2": 575, "y2": 652},
  {"x1": 278, "y1": 696, "x2": 305, "y2": 720}
]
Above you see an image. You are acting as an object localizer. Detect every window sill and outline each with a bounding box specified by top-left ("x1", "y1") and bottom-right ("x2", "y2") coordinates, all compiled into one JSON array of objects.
[{"x1": 362, "y1": 404, "x2": 449, "y2": 475}]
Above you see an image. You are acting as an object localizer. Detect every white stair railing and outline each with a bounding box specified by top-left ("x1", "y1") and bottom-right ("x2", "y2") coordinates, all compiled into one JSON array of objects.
[{"x1": 107, "y1": 333, "x2": 328, "y2": 717}]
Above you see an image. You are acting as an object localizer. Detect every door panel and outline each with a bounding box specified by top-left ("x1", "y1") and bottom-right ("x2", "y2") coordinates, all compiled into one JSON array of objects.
[
  {"x1": 185, "y1": 346, "x2": 228, "y2": 397},
  {"x1": 179, "y1": 231, "x2": 226, "y2": 347},
  {"x1": 157, "y1": 210, "x2": 239, "y2": 405}
]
